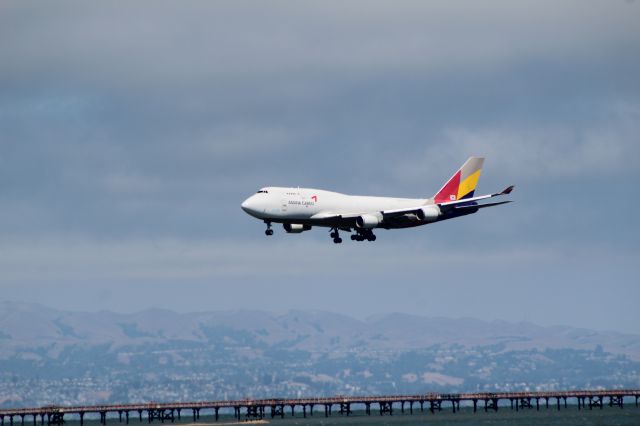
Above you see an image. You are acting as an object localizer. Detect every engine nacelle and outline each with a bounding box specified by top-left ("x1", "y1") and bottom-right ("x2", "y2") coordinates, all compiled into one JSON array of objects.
[
  {"x1": 416, "y1": 205, "x2": 440, "y2": 222},
  {"x1": 356, "y1": 214, "x2": 380, "y2": 229},
  {"x1": 283, "y1": 223, "x2": 312, "y2": 233}
]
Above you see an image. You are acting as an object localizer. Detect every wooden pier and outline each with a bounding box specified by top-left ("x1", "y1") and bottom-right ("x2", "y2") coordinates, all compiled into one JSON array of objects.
[{"x1": 1, "y1": 389, "x2": 639, "y2": 425}]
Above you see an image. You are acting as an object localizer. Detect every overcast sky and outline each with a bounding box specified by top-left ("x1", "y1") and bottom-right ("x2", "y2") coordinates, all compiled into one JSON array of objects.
[{"x1": 1, "y1": 1, "x2": 639, "y2": 333}]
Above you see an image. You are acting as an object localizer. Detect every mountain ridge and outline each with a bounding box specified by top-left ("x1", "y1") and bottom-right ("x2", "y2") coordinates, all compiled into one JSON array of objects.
[
  {"x1": 1, "y1": 301, "x2": 639, "y2": 360},
  {"x1": 2, "y1": 301, "x2": 639, "y2": 407}
]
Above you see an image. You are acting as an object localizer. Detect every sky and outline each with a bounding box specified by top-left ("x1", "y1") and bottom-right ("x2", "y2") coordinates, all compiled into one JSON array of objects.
[{"x1": 1, "y1": 1, "x2": 639, "y2": 333}]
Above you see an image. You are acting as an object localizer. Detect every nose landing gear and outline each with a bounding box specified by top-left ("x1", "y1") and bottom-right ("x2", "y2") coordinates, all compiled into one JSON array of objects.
[{"x1": 264, "y1": 221, "x2": 274, "y2": 236}]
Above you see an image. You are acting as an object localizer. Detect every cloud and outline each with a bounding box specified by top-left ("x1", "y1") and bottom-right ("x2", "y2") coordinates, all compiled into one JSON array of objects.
[
  {"x1": 0, "y1": 235, "x2": 633, "y2": 285},
  {"x1": 0, "y1": 237, "x2": 538, "y2": 283},
  {"x1": 0, "y1": 0, "x2": 639, "y2": 331},
  {"x1": 1, "y1": 1, "x2": 638, "y2": 92},
  {"x1": 394, "y1": 101, "x2": 640, "y2": 183},
  {"x1": 1, "y1": 236, "x2": 637, "y2": 331}
]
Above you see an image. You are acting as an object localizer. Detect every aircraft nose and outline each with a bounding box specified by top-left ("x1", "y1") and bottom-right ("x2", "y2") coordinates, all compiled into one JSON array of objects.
[
  {"x1": 241, "y1": 198, "x2": 252, "y2": 213},
  {"x1": 241, "y1": 196, "x2": 257, "y2": 214}
]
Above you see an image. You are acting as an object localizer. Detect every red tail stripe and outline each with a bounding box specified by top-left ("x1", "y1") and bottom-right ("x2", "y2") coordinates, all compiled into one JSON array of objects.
[{"x1": 434, "y1": 170, "x2": 461, "y2": 203}]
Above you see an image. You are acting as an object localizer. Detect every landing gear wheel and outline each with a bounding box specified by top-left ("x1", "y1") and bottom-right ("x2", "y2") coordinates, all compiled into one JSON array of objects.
[
  {"x1": 265, "y1": 229, "x2": 274, "y2": 236},
  {"x1": 353, "y1": 230, "x2": 376, "y2": 241},
  {"x1": 330, "y1": 228, "x2": 341, "y2": 243}
]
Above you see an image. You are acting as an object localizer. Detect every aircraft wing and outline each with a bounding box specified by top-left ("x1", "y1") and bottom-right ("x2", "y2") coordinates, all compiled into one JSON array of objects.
[
  {"x1": 377, "y1": 207, "x2": 426, "y2": 219},
  {"x1": 309, "y1": 210, "x2": 416, "y2": 230},
  {"x1": 309, "y1": 185, "x2": 514, "y2": 227},
  {"x1": 309, "y1": 212, "x2": 361, "y2": 229},
  {"x1": 312, "y1": 210, "x2": 421, "y2": 221},
  {"x1": 378, "y1": 185, "x2": 515, "y2": 217},
  {"x1": 310, "y1": 212, "x2": 360, "y2": 220},
  {"x1": 449, "y1": 200, "x2": 512, "y2": 211},
  {"x1": 437, "y1": 185, "x2": 514, "y2": 208}
]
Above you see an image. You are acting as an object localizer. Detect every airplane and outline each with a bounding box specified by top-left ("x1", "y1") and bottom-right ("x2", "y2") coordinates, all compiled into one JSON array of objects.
[{"x1": 241, "y1": 156, "x2": 513, "y2": 244}]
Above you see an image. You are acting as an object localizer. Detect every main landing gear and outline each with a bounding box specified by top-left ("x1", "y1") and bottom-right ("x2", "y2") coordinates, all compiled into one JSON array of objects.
[
  {"x1": 330, "y1": 228, "x2": 342, "y2": 244},
  {"x1": 264, "y1": 221, "x2": 274, "y2": 236},
  {"x1": 330, "y1": 228, "x2": 377, "y2": 243},
  {"x1": 351, "y1": 230, "x2": 376, "y2": 242}
]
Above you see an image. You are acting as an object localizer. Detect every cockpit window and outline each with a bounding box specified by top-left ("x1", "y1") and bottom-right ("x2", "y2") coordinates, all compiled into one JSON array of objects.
[{"x1": 256, "y1": 190, "x2": 268, "y2": 194}]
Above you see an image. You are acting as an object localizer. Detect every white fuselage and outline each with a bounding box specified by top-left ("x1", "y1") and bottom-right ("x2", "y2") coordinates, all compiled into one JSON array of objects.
[{"x1": 241, "y1": 187, "x2": 429, "y2": 223}]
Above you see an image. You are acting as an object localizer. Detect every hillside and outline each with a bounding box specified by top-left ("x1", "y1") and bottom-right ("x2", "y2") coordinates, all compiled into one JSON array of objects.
[{"x1": 1, "y1": 303, "x2": 639, "y2": 407}]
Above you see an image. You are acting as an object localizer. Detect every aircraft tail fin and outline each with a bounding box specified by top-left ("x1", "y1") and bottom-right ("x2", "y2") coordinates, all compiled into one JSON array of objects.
[{"x1": 433, "y1": 156, "x2": 485, "y2": 203}]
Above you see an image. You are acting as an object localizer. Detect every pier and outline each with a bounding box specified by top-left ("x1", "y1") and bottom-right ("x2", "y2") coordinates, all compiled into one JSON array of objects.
[{"x1": 1, "y1": 389, "x2": 639, "y2": 424}]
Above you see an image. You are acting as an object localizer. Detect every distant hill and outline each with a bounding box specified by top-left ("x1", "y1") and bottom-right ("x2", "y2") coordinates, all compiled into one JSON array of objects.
[
  {"x1": 1, "y1": 302, "x2": 639, "y2": 408},
  {"x1": 1, "y1": 302, "x2": 639, "y2": 359}
]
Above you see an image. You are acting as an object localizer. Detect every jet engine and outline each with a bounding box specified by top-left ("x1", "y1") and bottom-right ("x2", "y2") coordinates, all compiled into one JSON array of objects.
[
  {"x1": 416, "y1": 205, "x2": 440, "y2": 222},
  {"x1": 356, "y1": 214, "x2": 380, "y2": 229},
  {"x1": 283, "y1": 223, "x2": 312, "y2": 233}
]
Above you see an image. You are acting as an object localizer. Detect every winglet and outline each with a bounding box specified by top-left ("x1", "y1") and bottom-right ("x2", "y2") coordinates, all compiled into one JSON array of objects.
[{"x1": 500, "y1": 185, "x2": 514, "y2": 195}]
